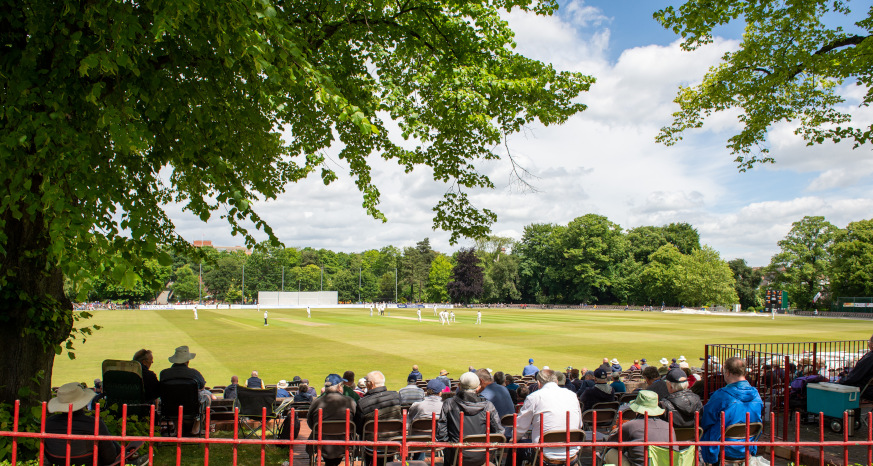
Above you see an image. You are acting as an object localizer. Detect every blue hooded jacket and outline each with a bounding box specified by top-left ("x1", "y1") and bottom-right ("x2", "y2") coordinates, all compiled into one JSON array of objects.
[{"x1": 700, "y1": 380, "x2": 763, "y2": 463}]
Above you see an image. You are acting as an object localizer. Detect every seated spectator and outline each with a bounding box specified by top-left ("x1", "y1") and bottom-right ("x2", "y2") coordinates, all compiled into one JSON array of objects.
[
  {"x1": 246, "y1": 370, "x2": 265, "y2": 389},
  {"x1": 132, "y1": 349, "x2": 160, "y2": 403},
  {"x1": 516, "y1": 369, "x2": 583, "y2": 463},
  {"x1": 670, "y1": 358, "x2": 680, "y2": 369},
  {"x1": 516, "y1": 385, "x2": 530, "y2": 404},
  {"x1": 409, "y1": 379, "x2": 446, "y2": 424},
  {"x1": 276, "y1": 380, "x2": 291, "y2": 398},
  {"x1": 437, "y1": 372, "x2": 502, "y2": 466},
  {"x1": 224, "y1": 376, "x2": 240, "y2": 400},
  {"x1": 580, "y1": 368, "x2": 615, "y2": 412},
  {"x1": 434, "y1": 369, "x2": 451, "y2": 391},
  {"x1": 660, "y1": 368, "x2": 703, "y2": 428},
  {"x1": 639, "y1": 358, "x2": 649, "y2": 370},
  {"x1": 604, "y1": 390, "x2": 675, "y2": 466},
  {"x1": 342, "y1": 370, "x2": 360, "y2": 401},
  {"x1": 840, "y1": 333, "x2": 873, "y2": 399},
  {"x1": 683, "y1": 367, "x2": 698, "y2": 388},
  {"x1": 477, "y1": 368, "x2": 514, "y2": 436},
  {"x1": 159, "y1": 345, "x2": 211, "y2": 434},
  {"x1": 701, "y1": 357, "x2": 762, "y2": 464},
  {"x1": 357, "y1": 371, "x2": 402, "y2": 432},
  {"x1": 408, "y1": 365, "x2": 423, "y2": 381},
  {"x1": 355, "y1": 378, "x2": 367, "y2": 397},
  {"x1": 578, "y1": 370, "x2": 596, "y2": 393},
  {"x1": 610, "y1": 372, "x2": 627, "y2": 393},
  {"x1": 629, "y1": 360, "x2": 642, "y2": 372},
  {"x1": 611, "y1": 358, "x2": 623, "y2": 372},
  {"x1": 294, "y1": 384, "x2": 314, "y2": 403},
  {"x1": 678, "y1": 355, "x2": 689, "y2": 369},
  {"x1": 637, "y1": 366, "x2": 669, "y2": 401},
  {"x1": 45, "y1": 382, "x2": 121, "y2": 465},
  {"x1": 399, "y1": 375, "x2": 426, "y2": 405},
  {"x1": 304, "y1": 374, "x2": 362, "y2": 466},
  {"x1": 599, "y1": 358, "x2": 611, "y2": 373}
]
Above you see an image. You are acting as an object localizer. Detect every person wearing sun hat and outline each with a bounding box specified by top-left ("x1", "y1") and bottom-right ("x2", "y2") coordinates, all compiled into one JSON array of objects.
[
  {"x1": 610, "y1": 358, "x2": 623, "y2": 372},
  {"x1": 604, "y1": 390, "x2": 675, "y2": 466},
  {"x1": 45, "y1": 382, "x2": 121, "y2": 464},
  {"x1": 276, "y1": 380, "x2": 291, "y2": 398},
  {"x1": 159, "y1": 345, "x2": 211, "y2": 430}
]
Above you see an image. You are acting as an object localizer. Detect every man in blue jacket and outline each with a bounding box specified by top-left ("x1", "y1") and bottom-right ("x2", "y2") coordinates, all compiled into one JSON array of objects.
[{"x1": 701, "y1": 357, "x2": 763, "y2": 464}]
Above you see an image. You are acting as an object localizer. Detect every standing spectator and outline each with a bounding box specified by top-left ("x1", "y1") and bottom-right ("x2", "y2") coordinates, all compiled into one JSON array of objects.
[
  {"x1": 701, "y1": 357, "x2": 763, "y2": 464},
  {"x1": 224, "y1": 375, "x2": 240, "y2": 400},
  {"x1": 516, "y1": 369, "x2": 583, "y2": 463},
  {"x1": 437, "y1": 372, "x2": 502, "y2": 466},
  {"x1": 399, "y1": 375, "x2": 426, "y2": 405},
  {"x1": 246, "y1": 370, "x2": 265, "y2": 389},
  {"x1": 132, "y1": 349, "x2": 160, "y2": 403},
  {"x1": 660, "y1": 368, "x2": 703, "y2": 428}
]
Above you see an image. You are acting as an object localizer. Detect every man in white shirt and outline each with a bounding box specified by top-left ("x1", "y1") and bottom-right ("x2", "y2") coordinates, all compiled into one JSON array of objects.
[
  {"x1": 476, "y1": 310, "x2": 481, "y2": 324},
  {"x1": 307, "y1": 306, "x2": 311, "y2": 318},
  {"x1": 193, "y1": 304, "x2": 198, "y2": 320},
  {"x1": 515, "y1": 369, "x2": 583, "y2": 463},
  {"x1": 416, "y1": 308, "x2": 421, "y2": 322}
]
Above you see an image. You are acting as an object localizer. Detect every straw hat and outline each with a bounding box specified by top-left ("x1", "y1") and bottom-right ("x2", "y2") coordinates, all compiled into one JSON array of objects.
[
  {"x1": 168, "y1": 346, "x2": 196, "y2": 364},
  {"x1": 277, "y1": 380, "x2": 289, "y2": 389},
  {"x1": 628, "y1": 390, "x2": 665, "y2": 417},
  {"x1": 48, "y1": 382, "x2": 96, "y2": 413},
  {"x1": 659, "y1": 358, "x2": 669, "y2": 365}
]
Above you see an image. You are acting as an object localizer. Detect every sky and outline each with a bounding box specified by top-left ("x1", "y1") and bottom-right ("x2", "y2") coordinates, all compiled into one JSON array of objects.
[{"x1": 170, "y1": 0, "x2": 873, "y2": 267}]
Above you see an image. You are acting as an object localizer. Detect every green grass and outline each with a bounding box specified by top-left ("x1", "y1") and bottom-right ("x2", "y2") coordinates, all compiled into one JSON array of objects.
[{"x1": 53, "y1": 307, "x2": 871, "y2": 390}]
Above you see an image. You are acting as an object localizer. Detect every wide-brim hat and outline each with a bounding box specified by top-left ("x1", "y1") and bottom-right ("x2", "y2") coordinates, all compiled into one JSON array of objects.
[
  {"x1": 678, "y1": 355, "x2": 687, "y2": 362},
  {"x1": 659, "y1": 358, "x2": 669, "y2": 365},
  {"x1": 439, "y1": 369, "x2": 450, "y2": 376},
  {"x1": 629, "y1": 390, "x2": 665, "y2": 416},
  {"x1": 610, "y1": 358, "x2": 620, "y2": 365},
  {"x1": 168, "y1": 345, "x2": 196, "y2": 364},
  {"x1": 277, "y1": 380, "x2": 289, "y2": 389},
  {"x1": 49, "y1": 382, "x2": 96, "y2": 413}
]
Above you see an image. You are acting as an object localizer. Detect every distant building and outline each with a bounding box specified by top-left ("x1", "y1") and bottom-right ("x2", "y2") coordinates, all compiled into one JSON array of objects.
[{"x1": 192, "y1": 240, "x2": 251, "y2": 255}]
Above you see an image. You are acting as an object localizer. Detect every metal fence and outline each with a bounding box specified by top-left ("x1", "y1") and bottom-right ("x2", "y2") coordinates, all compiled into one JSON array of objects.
[
  {"x1": 704, "y1": 340, "x2": 869, "y2": 440},
  {"x1": 830, "y1": 297, "x2": 873, "y2": 313},
  {"x1": 3, "y1": 400, "x2": 873, "y2": 466}
]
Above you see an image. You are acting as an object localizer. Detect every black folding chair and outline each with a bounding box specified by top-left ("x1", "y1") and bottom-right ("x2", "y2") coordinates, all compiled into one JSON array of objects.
[
  {"x1": 236, "y1": 386, "x2": 284, "y2": 438},
  {"x1": 158, "y1": 378, "x2": 205, "y2": 437}
]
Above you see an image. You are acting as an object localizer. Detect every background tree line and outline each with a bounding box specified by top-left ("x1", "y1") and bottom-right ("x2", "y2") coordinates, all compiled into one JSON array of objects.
[{"x1": 78, "y1": 214, "x2": 873, "y2": 310}]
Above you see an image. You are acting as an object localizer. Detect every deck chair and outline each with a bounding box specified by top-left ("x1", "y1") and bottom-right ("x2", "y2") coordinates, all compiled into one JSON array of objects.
[
  {"x1": 647, "y1": 444, "x2": 696, "y2": 466},
  {"x1": 236, "y1": 386, "x2": 284, "y2": 439},
  {"x1": 101, "y1": 360, "x2": 151, "y2": 418},
  {"x1": 525, "y1": 430, "x2": 585, "y2": 466},
  {"x1": 158, "y1": 378, "x2": 205, "y2": 437},
  {"x1": 448, "y1": 432, "x2": 506, "y2": 466}
]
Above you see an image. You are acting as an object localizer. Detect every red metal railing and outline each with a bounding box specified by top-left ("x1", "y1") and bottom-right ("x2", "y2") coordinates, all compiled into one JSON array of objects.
[{"x1": 3, "y1": 400, "x2": 872, "y2": 465}]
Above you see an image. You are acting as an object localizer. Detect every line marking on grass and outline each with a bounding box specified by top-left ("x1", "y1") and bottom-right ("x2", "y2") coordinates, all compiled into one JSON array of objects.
[
  {"x1": 217, "y1": 318, "x2": 259, "y2": 330},
  {"x1": 386, "y1": 315, "x2": 440, "y2": 322}
]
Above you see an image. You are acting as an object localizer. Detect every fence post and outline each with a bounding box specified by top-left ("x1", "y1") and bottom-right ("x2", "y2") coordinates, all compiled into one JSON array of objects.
[{"x1": 783, "y1": 355, "x2": 790, "y2": 440}]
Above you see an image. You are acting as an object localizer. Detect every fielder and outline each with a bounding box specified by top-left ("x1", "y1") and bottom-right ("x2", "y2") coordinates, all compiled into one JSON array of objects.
[
  {"x1": 193, "y1": 304, "x2": 198, "y2": 320},
  {"x1": 263, "y1": 309, "x2": 268, "y2": 326},
  {"x1": 476, "y1": 310, "x2": 481, "y2": 324},
  {"x1": 417, "y1": 308, "x2": 422, "y2": 322},
  {"x1": 307, "y1": 306, "x2": 311, "y2": 318}
]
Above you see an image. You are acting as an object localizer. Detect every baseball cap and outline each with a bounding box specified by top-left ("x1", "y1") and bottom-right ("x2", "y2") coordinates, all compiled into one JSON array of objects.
[
  {"x1": 407, "y1": 374, "x2": 418, "y2": 383},
  {"x1": 593, "y1": 368, "x2": 608, "y2": 380},
  {"x1": 529, "y1": 358, "x2": 534, "y2": 364},
  {"x1": 426, "y1": 379, "x2": 446, "y2": 392},
  {"x1": 665, "y1": 368, "x2": 688, "y2": 383},
  {"x1": 325, "y1": 374, "x2": 347, "y2": 386}
]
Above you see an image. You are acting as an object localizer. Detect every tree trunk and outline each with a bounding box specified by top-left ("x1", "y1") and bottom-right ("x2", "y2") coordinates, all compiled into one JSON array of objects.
[{"x1": 0, "y1": 207, "x2": 72, "y2": 407}]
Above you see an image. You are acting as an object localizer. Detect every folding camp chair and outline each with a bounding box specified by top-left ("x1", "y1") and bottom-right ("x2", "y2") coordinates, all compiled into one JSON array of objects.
[
  {"x1": 524, "y1": 430, "x2": 585, "y2": 466},
  {"x1": 581, "y1": 409, "x2": 617, "y2": 436},
  {"x1": 158, "y1": 378, "x2": 205, "y2": 437},
  {"x1": 448, "y1": 432, "x2": 506, "y2": 466},
  {"x1": 647, "y1": 444, "x2": 697, "y2": 466},
  {"x1": 361, "y1": 419, "x2": 405, "y2": 464},
  {"x1": 236, "y1": 386, "x2": 284, "y2": 439},
  {"x1": 308, "y1": 419, "x2": 358, "y2": 466},
  {"x1": 101, "y1": 360, "x2": 151, "y2": 418}
]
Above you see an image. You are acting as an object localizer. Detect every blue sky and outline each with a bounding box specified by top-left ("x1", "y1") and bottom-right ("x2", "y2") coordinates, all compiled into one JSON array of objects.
[{"x1": 171, "y1": 0, "x2": 873, "y2": 267}]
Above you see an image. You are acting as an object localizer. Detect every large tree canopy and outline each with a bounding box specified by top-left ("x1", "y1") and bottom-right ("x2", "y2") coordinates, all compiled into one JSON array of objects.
[
  {"x1": 0, "y1": 0, "x2": 592, "y2": 404},
  {"x1": 655, "y1": 0, "x2": 873, "y2": 168}
]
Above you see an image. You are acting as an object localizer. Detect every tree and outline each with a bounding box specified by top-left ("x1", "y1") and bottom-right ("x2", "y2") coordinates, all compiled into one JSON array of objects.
[
  {"x1": 1, "y1": 0, "x2": 592, "y2": 405},
  {"x1": 447, "y1": 248, "x2": 484, "y2": 304},
  {"x1": 728, "y1": 258, "x2": 763, "y2": 310},
  {"x1": 170, "y1": 265, "x2": 201, "y2": 302},
  {"x1": 768, "y1": 216, "x2": 837, "y2": 310},
  {"x1": 830, "y1": 219, "x2": 873, "y2": 298},
  {"x1": 655, "y1": 1, "x2": 873, "y2": 167},
  {"x1": 203, "y1": 252, "x2": 247, "y2": 302},
  {"x1": 515, "y1": 223, "x2": 563, "y2": 303},
  {"x1": 640, "y1": 244, "x2": 683, "y2": 307},
  {"x1": 676, "y1": 246, "x2": 738, "y2": 307},
  {"x1": 426, "y1": 255, "x2": 453, "y2": 303},
  {"x1": 557, "y1": 214, "x2": 629, "y2": 303},
  {"x1": 485, "y1": 254, "x2": 522, "y2": 303},
  {"x1": 663, "y1": 223, "x2": 701, "y2": 255}
]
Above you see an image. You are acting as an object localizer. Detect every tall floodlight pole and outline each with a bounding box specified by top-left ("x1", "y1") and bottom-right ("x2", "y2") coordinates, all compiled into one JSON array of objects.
[
  {"x1": 394, "y1": 268, "x2": 397, "y2": 302},
  {"x1": 298, "y1": 279, "x2": 300, "y2": 305},
  {"x1": 358, "y1": 266, "x2": 361, "y2": 302},
  {"x1": 241, "y1": 264, "x2": 245, "y2": 304},
  {"x1": 198, "y1": 262, "x2": 202, "y2": 304},
  {"x1": 281, "y1": 266, "x2": 285, "y2": 291},
  {"x1": 320, "y1": 266, "x2": 323, "y2": 291}
]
